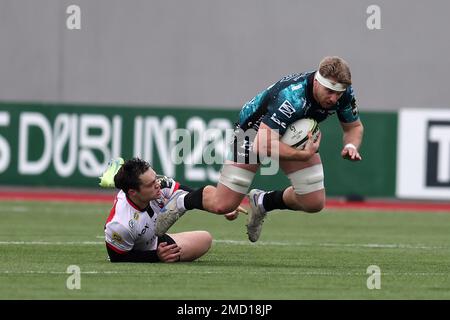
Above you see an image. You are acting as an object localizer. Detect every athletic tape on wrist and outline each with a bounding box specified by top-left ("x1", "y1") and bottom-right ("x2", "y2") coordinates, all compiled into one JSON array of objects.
[{"x1": 344, "y1": 143, "x2": 357, "y2": 150}]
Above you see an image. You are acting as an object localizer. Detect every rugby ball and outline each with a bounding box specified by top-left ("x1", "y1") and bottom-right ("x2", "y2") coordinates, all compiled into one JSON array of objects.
[{"x1": 281, "y1": 118, "x2": 320, "y2": 150}]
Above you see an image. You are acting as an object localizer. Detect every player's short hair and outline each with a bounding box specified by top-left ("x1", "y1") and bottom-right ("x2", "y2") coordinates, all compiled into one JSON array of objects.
[
  {"x1": 318, "y1": 56, "x2": 352, "y2": 86},
  {"x1": 114, "y1": 158, "x2": 151, "y2": 194}
]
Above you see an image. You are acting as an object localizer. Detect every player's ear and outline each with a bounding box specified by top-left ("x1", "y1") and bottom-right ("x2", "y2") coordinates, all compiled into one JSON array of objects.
[{"x1": 128, "y1": 189, "x2": 138, "y2": 196}]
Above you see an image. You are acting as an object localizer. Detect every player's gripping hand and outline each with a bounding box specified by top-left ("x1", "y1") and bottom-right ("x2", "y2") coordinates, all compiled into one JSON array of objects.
[
  {"x1": 341, "y1": 143, "x2": 362, "y2": 161},
  {"x1": 224, "y1": 206, "x2": 248, "y2": 221},
  {"x1": 157, "y1": 242, "x2": 181, "y2": 263},
  {"x1": 302, "y1": 131, "x2": 321, "y2": 158}
]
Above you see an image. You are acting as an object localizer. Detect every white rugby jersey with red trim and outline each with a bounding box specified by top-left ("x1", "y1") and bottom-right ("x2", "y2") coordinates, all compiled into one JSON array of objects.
[{"x1": 104, "y1": 179, "x2": 180, "y2": 254}]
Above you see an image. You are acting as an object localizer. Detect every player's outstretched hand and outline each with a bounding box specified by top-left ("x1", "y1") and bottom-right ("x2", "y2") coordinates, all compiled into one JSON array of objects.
[
  {"x1": 341, "y1": 144, "x2": 362, "y2": 161},
  {"x1": 157, "y1": 242, "x2": 181, "y2": 263},
  {"x1": 224, "y1": 206, "x2": 248, "y2": 221}
]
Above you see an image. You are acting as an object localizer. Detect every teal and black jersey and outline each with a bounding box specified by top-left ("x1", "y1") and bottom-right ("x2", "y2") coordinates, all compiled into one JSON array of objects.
[{"x1": 237, "y1": 71, "x2": 359, "y2": 135}]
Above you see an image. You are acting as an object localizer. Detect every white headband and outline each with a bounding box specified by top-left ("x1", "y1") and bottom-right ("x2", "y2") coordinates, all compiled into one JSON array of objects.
[{"x1": 314, "y1": 71, "x2": 347, "y2": 92}]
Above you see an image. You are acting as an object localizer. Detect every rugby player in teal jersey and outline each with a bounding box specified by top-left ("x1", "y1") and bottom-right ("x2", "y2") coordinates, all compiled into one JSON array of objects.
[{"x1": 156, "y1": 56, "x2": 364, "y2": 242}]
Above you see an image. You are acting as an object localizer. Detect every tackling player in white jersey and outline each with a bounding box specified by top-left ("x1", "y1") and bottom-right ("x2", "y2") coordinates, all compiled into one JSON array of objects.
[{"x1": 101, "y1": 158, "x2": 214, "y2": 263}]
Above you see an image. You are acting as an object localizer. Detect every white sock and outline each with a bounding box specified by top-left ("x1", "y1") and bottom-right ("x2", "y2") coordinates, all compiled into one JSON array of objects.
[
  {"x1": 177, "y1": 193, "x2": 187, "y2": 211},
  {"x1": 257, "y1": 192, "x2": 267, "y2": 213}
]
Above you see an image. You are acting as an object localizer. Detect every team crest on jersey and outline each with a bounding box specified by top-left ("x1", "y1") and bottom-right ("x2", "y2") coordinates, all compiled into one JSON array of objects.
[
  {"x1": 128, "y1": 219, "x2": 135, "y2": 229},
  {"x1": 112, "y1": 232, "x2": 123, "y2": 243}
]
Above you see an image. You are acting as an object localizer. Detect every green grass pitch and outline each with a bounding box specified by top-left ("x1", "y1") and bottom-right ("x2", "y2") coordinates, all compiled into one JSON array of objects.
[{"x1": 0, "y1": 200, "x2": 449, "y2": 299}]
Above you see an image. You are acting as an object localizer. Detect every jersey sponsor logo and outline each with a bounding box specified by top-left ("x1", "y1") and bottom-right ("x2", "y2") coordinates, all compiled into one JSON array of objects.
[
  {"x1": 291, "y1": 84, "x2": 303, "y2": 91},
  {"x1": 270, "y1": 113, "x2": 287, "y2": 129},
  {"x1": 138, "y1": 224, "x2": 150, "y2": 237},
  {"x1": 278, "y1": 100, "x2": 295, "y2": 119},
  {"x1": 112, "y1": 232, "x2": 123, "y2": 243},
  {"x1": 280, "y1": 73, "x2": 303, "y2": 82},
  {"x1": 351, "y1": 97, "x2": 359, "y2": 116}
]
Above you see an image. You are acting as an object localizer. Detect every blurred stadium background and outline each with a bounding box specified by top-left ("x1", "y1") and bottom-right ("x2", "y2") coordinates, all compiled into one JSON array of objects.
[{"x1": 1, "y1": 0, "x2": 450, "y2": 300}]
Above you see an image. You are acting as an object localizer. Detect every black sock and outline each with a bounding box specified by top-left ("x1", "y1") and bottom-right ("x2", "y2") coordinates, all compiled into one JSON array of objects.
[
  {"x1": 184, "y1": 187, "x2": 205, "y2": 210},
  {"x1": 262, "y1": 190, "x2": 290, "y2": 212}
]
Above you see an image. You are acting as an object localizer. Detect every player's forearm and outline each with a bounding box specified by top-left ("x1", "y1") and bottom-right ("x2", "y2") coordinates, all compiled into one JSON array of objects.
[
  {"x1": 342, "y1": 122, "x2": 364, "y2": 149},
  {"x1": 107, "y1": 246, "x2": 160, "y2": 263},
  {"x1": 253, "y1": 124, "x2": 315, "y2": 161}
]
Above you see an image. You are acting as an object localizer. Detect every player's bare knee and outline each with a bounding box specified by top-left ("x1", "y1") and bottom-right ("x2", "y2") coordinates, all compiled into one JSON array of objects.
[
  {"x1": 200, "y1": 231, "x2": 213, "y2": 249},
  {"x1": 212, "y1": 203, "x2": 238, "y2": 215},
  {"x1": 290, "y1": 196, "x2": 324, "y2": 213},
  {"x1": 196, "y1": 231, "x2": 213, "y2": 257}
]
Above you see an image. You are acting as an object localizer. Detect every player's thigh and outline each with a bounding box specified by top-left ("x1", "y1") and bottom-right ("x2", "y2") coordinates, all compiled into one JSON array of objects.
[
  {"x1": 168, "y1": 231, "x2": 212, "y2": 249},
  {"x1": 280, "y1": 153, "x2": 322, "y2": 174},
  {"x1": 168, "y1": 231, "x2": 212, "y2": 260}
]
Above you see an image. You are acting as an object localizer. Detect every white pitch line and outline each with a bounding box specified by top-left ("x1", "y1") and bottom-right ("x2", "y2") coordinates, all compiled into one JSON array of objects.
[
  {"x1": 0, "y1": 241, "x2": 103, "y2": 245},
  {"x1": 213, "y1": 239, "x2": 448, "y2": 250},
  {"x1": 0, "y1": 270, "x2": 447, "y2": 277},
  {"x1": 0, "y1": 206, "x2": 105, "y2": 214},
  {"x1": 0, "y1": 270, "x2": 119, "y2": 275},
  {"x1": 0, "y1": 239, "x2": 447, "y2": 250}
]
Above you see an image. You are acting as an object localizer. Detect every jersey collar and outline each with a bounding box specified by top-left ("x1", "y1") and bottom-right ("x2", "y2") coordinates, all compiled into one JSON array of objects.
[
  {"x1": 125, "y1": 194, "x2": 146, "y2": 212},
  {"x1": 125, "y1": 194, "x2": 155, "y2": 217}
]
